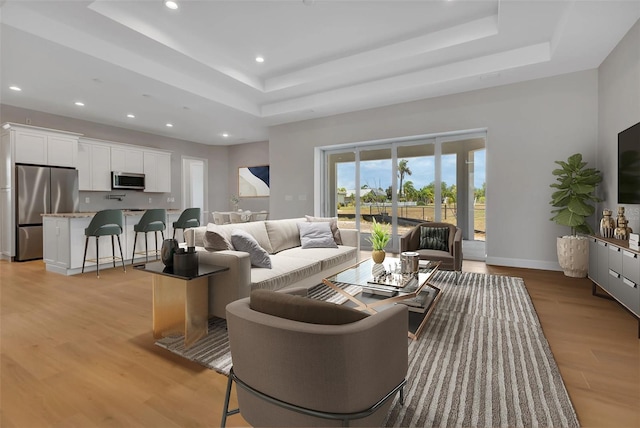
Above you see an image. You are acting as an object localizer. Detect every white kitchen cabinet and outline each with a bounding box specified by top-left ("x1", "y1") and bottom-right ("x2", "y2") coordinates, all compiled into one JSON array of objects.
[
  {"x1": 0, "y1": 188, "x2": 13, "y2": 259},
  {"x1": 78, "y1": 141, "x2": 111, "y2": 191},
  {"x1": 43, "y1": 217, "x2": 70, "y2": 268},
  {"x1": 9, "y1": 125, "x2": 79, "y2": 168},
  {"x1": 144, "y1": 151, "x2": 171, "y2": 193},
  {"x1": 111, "y1": 146, "x2": 144, "y2": 174},
  {"x1": 1, "y1": 131, "x2": 12, "y2": 189}
]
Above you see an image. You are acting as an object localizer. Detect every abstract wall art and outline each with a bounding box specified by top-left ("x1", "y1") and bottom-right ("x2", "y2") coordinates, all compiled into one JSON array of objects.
[{"x1": 238, "y1": 165, "x2": 270, "y2": 197}]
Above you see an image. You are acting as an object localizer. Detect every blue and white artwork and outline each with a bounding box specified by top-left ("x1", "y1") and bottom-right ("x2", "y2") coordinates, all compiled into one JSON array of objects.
[{"x1": 239, "y1": 165, "x2": 270, "y2": 197}]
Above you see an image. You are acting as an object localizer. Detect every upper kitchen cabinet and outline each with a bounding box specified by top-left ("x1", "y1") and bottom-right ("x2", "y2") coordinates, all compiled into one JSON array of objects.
[
  {"x1": 78, "y1": 139, "x2": 111, "y2": 191},
  {"x1": 2, "y1": 123, "x2": 81, "y2": 168},
  {"x1": 143, "y1": 151, "x2": 171, "y2": 193},
  {"x1": 111, "y1": 146, "x2": 144, "y2": 174}
]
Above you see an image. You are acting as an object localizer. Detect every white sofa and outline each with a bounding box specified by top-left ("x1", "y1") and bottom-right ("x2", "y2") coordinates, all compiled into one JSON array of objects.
[{"x1": 191, "y1": 217, "x2": 360, "y2": 319}]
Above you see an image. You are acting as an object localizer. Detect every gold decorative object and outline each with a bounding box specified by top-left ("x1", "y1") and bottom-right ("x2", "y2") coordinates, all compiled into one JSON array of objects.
[{"x1": 599, "y1": 209, "x2": 615, "y2": 238}]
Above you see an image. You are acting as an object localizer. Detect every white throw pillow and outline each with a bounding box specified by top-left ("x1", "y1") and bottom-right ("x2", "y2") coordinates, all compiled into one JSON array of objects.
[{"x1": 297, "y1": 222, "x2": 338, "y2": 249}]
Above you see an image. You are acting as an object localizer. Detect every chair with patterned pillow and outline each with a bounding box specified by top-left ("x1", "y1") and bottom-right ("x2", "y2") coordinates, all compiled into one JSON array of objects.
[{"x1": 400, "y1": 222, "x2": 462, "y2": 282}]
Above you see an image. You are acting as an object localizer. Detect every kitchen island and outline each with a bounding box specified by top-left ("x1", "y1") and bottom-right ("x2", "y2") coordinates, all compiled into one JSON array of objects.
[{"x1": 42, "y1": 209, "x2": 182, "y2": 275}]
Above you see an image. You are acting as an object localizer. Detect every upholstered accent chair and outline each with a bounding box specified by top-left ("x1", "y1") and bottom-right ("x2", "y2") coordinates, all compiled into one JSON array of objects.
[
  {"x1": 222, "y1": 288, "x2": 408, "y2": 427},
  {"x1": 400, "y1": 222, "x2": 463, "y2": 279}
]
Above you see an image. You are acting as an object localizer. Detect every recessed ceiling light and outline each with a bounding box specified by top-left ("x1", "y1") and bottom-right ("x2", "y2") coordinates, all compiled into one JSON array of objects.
[
  {"x1": 222, "y1": 133, "x2": 229, "y2": 137},
  {"x1": 165, "y1": 1, "x2": 178, "y2": 10},
  {"x1": 166, "y1": 123, "x2": 173, "y2": 127},
  {"x1": 74, "y1": 101, "x2": 85, "y2": 106},
  {"x1": 127, "y1": 114, "x2": 135, "y2": 118},
  {"x1": 9, "y1": 86, "x2": 21, "y2": 91},
  {"x1": 255, "y1": 56, "x2": 265, "y2": 63}
]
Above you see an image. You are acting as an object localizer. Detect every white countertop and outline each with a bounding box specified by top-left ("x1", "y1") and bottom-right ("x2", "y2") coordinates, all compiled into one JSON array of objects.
[{"x1": 42, "y1": 209, "x2": 182, "y2": 218}]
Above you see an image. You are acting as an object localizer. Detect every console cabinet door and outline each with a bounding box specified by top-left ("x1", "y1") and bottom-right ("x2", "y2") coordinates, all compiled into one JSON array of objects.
[
  {"x1": 596, "y1": 240, "x2": 609, "y2": 290},
  {"x1": 588, "y1": 237, "x2": 598, "y2": 281}
]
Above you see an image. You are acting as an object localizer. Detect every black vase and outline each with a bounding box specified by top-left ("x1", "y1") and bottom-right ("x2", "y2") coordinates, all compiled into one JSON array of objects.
[{"x1": 160, "y1": 239, "x2": 179, "y2": 267}]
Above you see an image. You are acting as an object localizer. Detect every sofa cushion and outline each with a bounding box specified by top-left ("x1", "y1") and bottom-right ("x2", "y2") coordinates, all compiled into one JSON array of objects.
[
  {"x1": 278, "y1": 245, "x2": 357, "y2": 271},
  {"x1": 250, "y1": 289, "x2": 368, "y2": 325},
  {"x1": 298, "y1": 222, "x2": 338, "y2": 249},
  {"x1": 419, "y1": 226, "x2": 449, "y2": 251},
  {"x1": 250, "y1": 255, "x2": 321, "y2": 292},
  {"x1": 265, "y1": 218, "x2": 305, "y2": 253},
  {"x1": 203, "y1": 223, "x2": 233, "y2": 251},
  {"x1": 306, "y1": 215, "x2": 343, "y2": 245},
  {"x1": 231, "y1": 229, "x2": 272, "y2": 269}
]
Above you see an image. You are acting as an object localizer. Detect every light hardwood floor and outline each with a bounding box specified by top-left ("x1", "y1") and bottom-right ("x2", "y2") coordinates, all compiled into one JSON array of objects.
[{"x1": 1, "y1": 258, "x2": 638, "y2": 427}]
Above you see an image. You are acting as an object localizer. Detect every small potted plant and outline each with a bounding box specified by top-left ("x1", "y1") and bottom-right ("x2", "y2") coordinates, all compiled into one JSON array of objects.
[
  {"x1": 230, "y1": 195, "x2": 240, "y2": 211},
  {"x1": 369, "y1": 218, "x2": 391, "y2": 264},
  {"x1": 549, "y1": 153, "x2": 602, "y2": 277}
]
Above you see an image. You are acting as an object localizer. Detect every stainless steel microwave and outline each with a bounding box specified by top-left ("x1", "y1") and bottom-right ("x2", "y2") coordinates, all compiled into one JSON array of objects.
[{"x1": 111, "y1": 172, "x2": 145, "y2": 190}]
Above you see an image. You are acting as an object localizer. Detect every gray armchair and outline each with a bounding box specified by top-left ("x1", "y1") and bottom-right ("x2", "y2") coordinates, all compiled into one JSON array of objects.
[
  {"x1": 222, "y1": 288, "x2": 408, "y2": 427},
  {"x1": 400, "y1": 222, "x2": 463, "y2": 274}
]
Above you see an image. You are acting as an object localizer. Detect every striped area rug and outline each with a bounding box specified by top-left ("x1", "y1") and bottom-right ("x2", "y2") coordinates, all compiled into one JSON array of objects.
[{"x1": 155, "y1": 271, "x2": 579, "y2": 428}]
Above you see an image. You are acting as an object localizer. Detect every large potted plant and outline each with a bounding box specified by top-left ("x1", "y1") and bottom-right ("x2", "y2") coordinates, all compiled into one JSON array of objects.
[
  {"x1": 549, "y1": 153, "x2": 602, "y2": 277},
  {"x1": 369, "y1": 218, "x2": 391, "y2": 264}
]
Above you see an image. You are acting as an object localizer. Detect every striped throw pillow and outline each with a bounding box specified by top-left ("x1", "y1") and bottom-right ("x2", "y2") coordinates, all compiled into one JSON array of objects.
[{"x1": 419, "y1": 226, "x2": 449, "y2": 251}]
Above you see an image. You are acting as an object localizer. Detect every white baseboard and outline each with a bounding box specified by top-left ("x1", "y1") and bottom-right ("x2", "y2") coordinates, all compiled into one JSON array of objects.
[{"x1": 484, "y1": 256, "x2": 562, "y2": 272}]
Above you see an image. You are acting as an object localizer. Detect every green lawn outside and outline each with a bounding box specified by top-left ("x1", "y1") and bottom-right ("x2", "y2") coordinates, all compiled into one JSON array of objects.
[{"x1": 337, "y1": 204, "x2": 486, "y2": 241}]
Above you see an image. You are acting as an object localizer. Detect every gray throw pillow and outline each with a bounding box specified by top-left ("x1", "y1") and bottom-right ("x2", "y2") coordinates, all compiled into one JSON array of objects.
[
  {"x1": 305, "y1": 215, "x2": 343, "y2": 245},
  {"x1": 419, "y1": 226, "x2": 450, "y2": 251},
  {"x1": 250, "y1": 289, "x2": 368, "y2": 325},
  {"x1": 230, "y1": 229, "x2": 272, "y2": 268},
  {"x1": 203, "y1": 224, "x2": 233, "y2": 251},
  {"x1": 298, "y1": 222, "x2": 338, "y2": 249}
]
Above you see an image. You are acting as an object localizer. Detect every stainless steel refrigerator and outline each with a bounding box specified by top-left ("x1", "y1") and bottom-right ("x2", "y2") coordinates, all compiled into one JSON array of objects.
[{"x1": 16, "y1": 164, "x2": 79, "y2": 261}]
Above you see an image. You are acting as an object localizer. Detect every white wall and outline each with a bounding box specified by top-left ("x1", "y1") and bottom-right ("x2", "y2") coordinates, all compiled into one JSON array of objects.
[
  {"x1": 269, "y1": 70, "x2": 599, "y2": 270},
  {"x1": 598, "y1": 19, "x2": 640, "y2": 232}
]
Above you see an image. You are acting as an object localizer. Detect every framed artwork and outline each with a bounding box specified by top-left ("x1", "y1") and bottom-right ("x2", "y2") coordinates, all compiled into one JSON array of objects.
[{"x1": 238, "y1": 165, "x2": 270, "y2": 197}]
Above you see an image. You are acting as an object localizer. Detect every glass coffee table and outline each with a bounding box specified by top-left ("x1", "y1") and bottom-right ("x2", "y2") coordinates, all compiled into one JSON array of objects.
[{"x1": 323, "y1": 257, "x2": 442, "y2": 340}]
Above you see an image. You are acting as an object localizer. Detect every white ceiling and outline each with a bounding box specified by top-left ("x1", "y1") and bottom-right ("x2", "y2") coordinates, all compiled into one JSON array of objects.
[{"x1": 1, "y1": 0, "x2": 639, "y2": 146}]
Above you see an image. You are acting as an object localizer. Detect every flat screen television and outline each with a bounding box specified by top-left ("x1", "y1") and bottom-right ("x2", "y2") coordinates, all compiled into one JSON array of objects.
[{"x1": 618, "y1": 121, "x2": 640, "y2": 204}]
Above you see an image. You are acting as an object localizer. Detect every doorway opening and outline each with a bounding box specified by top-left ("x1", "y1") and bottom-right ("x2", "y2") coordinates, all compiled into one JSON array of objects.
[{"x1": 181, "y1": 157, "x2": 208, "y2": 225}]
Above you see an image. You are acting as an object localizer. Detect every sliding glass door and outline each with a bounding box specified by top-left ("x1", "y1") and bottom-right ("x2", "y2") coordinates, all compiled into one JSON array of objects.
[{"x1": 320, "y1": 131, "x2": 486, "y2": 253}]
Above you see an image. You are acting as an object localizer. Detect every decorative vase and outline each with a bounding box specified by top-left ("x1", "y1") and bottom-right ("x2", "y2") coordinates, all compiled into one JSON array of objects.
[
  {"x1": 372, "y1": 249, "x2": 386, "y2": 264},
  {"x1": 161, "y1": 238, "x2": 179, "y2": 267},
  {"x1": 556, "y1": 236, "x2": 589, "y2": 278}
]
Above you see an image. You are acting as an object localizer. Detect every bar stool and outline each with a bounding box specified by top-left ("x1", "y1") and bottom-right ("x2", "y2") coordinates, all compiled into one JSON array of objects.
[
  {"x1": 131, "y1": 209, "x2": 167, "y2": 264},
  {"x1": 172, "y1": 208, "x2": 201, "y2": 241},
  {"x1": 82, "y1": 209, "x2": 126, "y2": 278}
]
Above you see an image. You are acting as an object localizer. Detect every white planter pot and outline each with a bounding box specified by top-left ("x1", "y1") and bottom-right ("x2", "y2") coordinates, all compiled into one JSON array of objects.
[{"x1": 556, "y1": 236, "x2": 589, "y2": 278}]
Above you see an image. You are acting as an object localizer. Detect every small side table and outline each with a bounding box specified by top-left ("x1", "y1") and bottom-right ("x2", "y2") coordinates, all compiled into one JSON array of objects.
[{"x1": 135, "y1": 261, "x2": 228, "y2": 348}]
